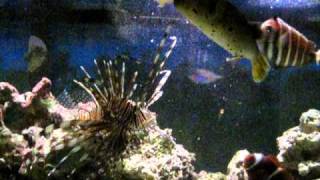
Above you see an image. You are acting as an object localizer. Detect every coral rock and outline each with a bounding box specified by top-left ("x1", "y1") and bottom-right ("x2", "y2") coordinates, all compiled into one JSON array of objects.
[
  {"x1": 196, "y1": 171, "x2": 226, "y2": 180},
  {"x1": 299, "y1": 109, "x2": 320, "y2": 134},
  {"x1": 226, "y1": 149, "x2": 250, "y2": 180},
  {"x1": 277, "y1": 109, "x2": 320, "y2": 179},
  {"x1": 118, "y1": 126, "x2": 196, "y2": 180}
]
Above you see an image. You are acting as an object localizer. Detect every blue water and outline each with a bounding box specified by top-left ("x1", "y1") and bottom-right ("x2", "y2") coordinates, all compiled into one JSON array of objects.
[{"x1": 1, "y1": 0, "x2": 320, "y2": 172}]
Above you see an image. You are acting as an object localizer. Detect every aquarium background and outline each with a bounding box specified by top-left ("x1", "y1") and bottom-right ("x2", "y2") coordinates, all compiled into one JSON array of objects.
[{"x1": 0, "y1": 0, "x2": 320, "y2": 172}]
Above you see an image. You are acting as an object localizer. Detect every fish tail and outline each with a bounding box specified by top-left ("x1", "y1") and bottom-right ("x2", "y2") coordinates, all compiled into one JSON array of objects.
[
  {"x1": 155, "y1": 0, "x2": 173, "y2": 7},
  {"x1": 251, "y1": 54, "x2": 271, "y2": 83},
  {"x1": 316, "y1": 50, "x2": 320, "y2": 65}
]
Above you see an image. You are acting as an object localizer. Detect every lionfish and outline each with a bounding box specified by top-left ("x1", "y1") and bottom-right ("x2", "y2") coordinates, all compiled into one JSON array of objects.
[{"x1": 48, "y1": 28, "x2": 177, "y2": 176}]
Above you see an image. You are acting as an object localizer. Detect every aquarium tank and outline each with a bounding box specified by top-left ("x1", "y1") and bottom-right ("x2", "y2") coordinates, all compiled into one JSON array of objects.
[{"x1": 0, "y1": 0, "x2": 320, "y2": 179}]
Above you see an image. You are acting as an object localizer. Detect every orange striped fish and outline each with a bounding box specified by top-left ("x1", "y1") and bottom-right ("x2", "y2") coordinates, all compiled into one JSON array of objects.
[
  {"x1": 256, "y1": 17, "x2": 320, "y2": 68},
  {"x1": 243, "y1": 153, "x2": 294, "y2": 180}
]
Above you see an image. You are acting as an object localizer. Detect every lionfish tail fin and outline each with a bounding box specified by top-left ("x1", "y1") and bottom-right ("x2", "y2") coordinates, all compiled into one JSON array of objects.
[{"x1": 315, "y1": 50, "x2": 320, "y2": 65}]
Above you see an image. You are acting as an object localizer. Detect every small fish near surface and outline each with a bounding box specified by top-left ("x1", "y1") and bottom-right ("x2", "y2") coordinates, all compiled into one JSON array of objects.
[
  {"x1": 156, "y1": 0, "x2": 271, "y2": 83},
  {"x1": 188, "y1": 68, "x2": 223, "y2": 84},
  {"x1": 256, "y1": 16, "x2": 320, "y2": 68},
  {"x1": 243, "y1": 153, "x2": 294, "y2": 180}
]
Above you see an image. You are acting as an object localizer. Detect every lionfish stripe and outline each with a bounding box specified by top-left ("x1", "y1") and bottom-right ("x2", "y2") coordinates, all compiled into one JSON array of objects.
[
  {"x1": 127, "y1": 84, "x2": 137, "y2": 99},
  {"x1": 112, "y1": 67, "x2": 120, "y2": 95},
  {"x1": 284, "y1": 26, "x2": 292, "y2": 67},
  {"x1": 94, "y1": 83, "x2": 108, "y2": 104},
  {"x1": 147, "y1": 70, "x2": 171, "y2": 107},
  {"x1": 160, "y1": 36, "x2": 177, "y2": 70},
  {"x1": 81, "y1": 65, "x2": 108, "y2": 104},
  {"x1": 80, "y1": 66, "x2": 91, "y2": 79},
  {"x1": 141, "y1": 27, "x2": 174, "y2": 102},
  {"x1": 105, "y1": 61, "x2": 115, "y2": 96},
  {"x1": 126, "y1": 72, "x2": 138, "y2": 99},
  {"x1": 147, "y1": 91, "x2": 163, "y2": 108},
  {"x1": 119, "y1": 101, "x2": 131, "y2": 121},
  {"x1": 102, "y1": 60, "x2": 111, "y2": 91},
  {"x1": 137, "y1": 110, "x2": 147, "y2": 125},
  {"x1": 120, "y1": 62, "x2": 125, "y2": 98},
  {"x1": 73, "y1": 80, "x2": 100, "y2": 107},
  {"x1": 152, "y1": 26, "x2": 171, "y2": 65},
  {"x1": 94, "y1": 59, "x2": 109, "y2": 98},
  {"x1": 152, "y1": 70, "x2": 171, "y2": 96}
]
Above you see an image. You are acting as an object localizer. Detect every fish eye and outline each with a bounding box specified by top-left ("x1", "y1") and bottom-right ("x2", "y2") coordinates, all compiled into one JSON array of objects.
[{"x1": 266, "y1": 26, "x2": 273, "y2": 33}]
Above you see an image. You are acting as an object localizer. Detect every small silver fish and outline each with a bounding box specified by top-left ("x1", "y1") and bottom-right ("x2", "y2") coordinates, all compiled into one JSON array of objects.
[
  {"x1": 25, "y1": 35, "x2": 48, "y2": 73},
  {"x1": 156, "y1": 0, "x2": 271, "y2": 83},
  {"x1": 188, "y1": 68, "x2": 223, "y2": 84},
  {"x1": 256, "y1": 17, "x2": 320, "y2": 68}
]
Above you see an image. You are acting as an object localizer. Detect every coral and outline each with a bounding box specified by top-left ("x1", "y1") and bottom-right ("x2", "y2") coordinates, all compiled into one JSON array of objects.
[
  {"x1": 0, "y1": 77, "x2": 216, "y2": 179},
  {"x1": 112, "y1": 125, "x2": 196, "y2": 179},
  {"x1": 0, "y1": 29, "x2": 217, "y2": 179},
  {"x1": 196, "y1": 171, "x2": 226, "y2": 180},
  {"x1": 277, "y1": 109, "x2": 320, "y2": 179},
  {"x1": 226, "y1": 150, "x2": 249, "y2": 180},
  {"x1": 221, "y1": 109, "x2": 320, "y2": 180}
]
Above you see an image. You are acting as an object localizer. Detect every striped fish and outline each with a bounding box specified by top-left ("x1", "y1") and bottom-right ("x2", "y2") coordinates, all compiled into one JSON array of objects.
[
  {"x1": 256, "y1": 17, "x2": 320, "y2": 68},
  {"x1": 243, "y1": 153, "x2": 294, "y2": 180}
]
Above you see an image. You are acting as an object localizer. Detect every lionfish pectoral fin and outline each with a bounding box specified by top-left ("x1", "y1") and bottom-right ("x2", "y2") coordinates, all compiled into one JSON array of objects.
[
  {"x1": 47, "y1": 145, "x2": 82, "y2": 177},
  {"x1": 251, "y1": 54, "x2": 270, "y2": 83}
]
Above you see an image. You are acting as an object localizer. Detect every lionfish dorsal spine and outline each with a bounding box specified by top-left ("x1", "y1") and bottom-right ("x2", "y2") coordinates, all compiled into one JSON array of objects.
[
  {"x1": 144, "y1": 35, "x2": 176, "y2": 107},
  {"x1": 80, "y1": 66, "x2": 92, "y2": 79},
  {"x1": 105, "y1": 60, "x2": 115, "y2": 96},
  {"x1": 147, "y1": 91, "x2": 163, "y2": 109},
  {"x1": 120, "y1": 62, "x2": 125, "y2": 98},
  {"x1": 146, "y1": 70, "x2": 171, "y2": 108},
  {"x1": 111, "y1": 62, "x2": 121, "y2": 96},
  {"x1": 159, "y1": 36, "x2": 177, "y2": 70},
  {"x1": 126, "y1": 71, "x2": 138, "y2": 99},
  {"x1": 73, "y1": 80, "x2": 99, "y2": 108},
  {"x1": 81, "y1": 65, "x2": 108, "y2": 104},
  {"x1": 94, "y1": 59, "x2": 109, "y2": 99},
  {"x1": 152, "y1": 26, "x2": 171, "y2": 65},
  {"x1": 140, "y1": 26, "x2": 173, "y2": 103}
]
